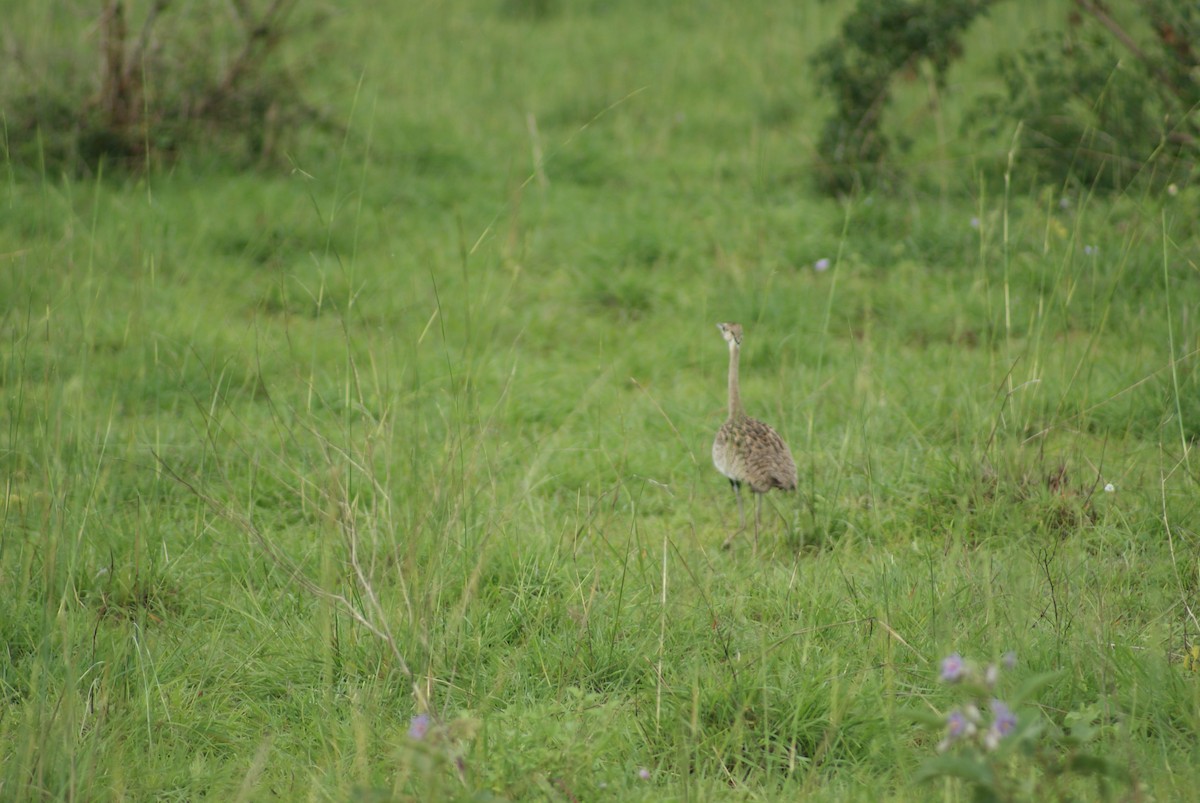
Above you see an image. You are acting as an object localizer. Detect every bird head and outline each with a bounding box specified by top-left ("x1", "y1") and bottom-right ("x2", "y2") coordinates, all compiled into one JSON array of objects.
[{"x1": 716, "y1": 322, "x2": 743, "y2": 346}]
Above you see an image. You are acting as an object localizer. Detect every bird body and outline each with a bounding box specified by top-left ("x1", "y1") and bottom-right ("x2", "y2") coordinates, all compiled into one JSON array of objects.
[
  {"x1": 713, "y1": 322, "x2": 796, "y2": 551},
  {"x1": 713, "y1": 416, "x2": 797, "y2": 493}
]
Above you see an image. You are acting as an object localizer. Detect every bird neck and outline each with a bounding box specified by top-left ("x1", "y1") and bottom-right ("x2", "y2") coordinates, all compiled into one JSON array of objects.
[{"x1": 727, "y1": 342, "x2": 745, "y2": 420}]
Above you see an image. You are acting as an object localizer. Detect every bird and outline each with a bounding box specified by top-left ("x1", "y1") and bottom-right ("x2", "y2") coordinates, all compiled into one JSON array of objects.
[{"x1": 712, "y1": 322, "x2": 797, "y2": 553}]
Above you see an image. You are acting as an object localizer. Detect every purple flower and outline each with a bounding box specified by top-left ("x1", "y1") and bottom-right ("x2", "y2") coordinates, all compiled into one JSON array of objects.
[
  {"x1": 940, "y1": 653, "x2": 966, "y2": 682},
  {"x1": 939, "y1": 708, "x2": 977, "y2": 753},
  {"x1": 981, "y1": 700, "x2": 1018, "y2": 751},
  {"x1": 408, "y1": 713, "x2": 430, "y2": 740},
  {"x1": 638, "y1": 767, "x2": 651, "y2": 780},
  {"x1": 814, "y1": 257, "x2": 831, "y2": 272},
  {"x1": 969, "y1": 216, "x2": 981, "y2": 230},
  {"x1": 1001, "y1": 651, "x2": 1017, "y2": 670},
  {"x1": 990, "y1": 700, "x2": 1017, "y2": 737}
]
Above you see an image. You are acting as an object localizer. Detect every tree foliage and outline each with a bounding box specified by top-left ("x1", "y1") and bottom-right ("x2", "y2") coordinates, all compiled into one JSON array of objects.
[
  {"x1": 813, "y1": 0, "x2": 1199, "y2": 194},
  {"x1": 981, "y1": 1, "x2": 1199, "y2": 190},
  {"x1": 810, "y1": 0, "x2": 995, "y2": 195}
]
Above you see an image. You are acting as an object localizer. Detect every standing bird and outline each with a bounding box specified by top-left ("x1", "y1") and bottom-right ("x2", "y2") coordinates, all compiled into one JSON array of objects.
[{"x1": 712, "y1": 322, "x2": 797, "y2": 553}]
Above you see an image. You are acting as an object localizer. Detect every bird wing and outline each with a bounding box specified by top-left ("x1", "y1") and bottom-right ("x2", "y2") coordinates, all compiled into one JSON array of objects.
[{"x1": 738, "y1": 418, "x2": 797, "y2": 491}]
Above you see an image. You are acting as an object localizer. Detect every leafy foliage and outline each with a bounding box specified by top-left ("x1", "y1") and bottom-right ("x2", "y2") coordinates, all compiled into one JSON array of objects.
[
  {"x1": 810, "y1": 0, "x2": 995, "y2": 194},
  {"x1": 1, "y1": 0, "x2": 330, "y2": 174},
  {"x1": 915, "y1": 654, "x2": 1132, "y2": 802},
  {"x1": 975, "y1": 2, "x2": 1199, "y2": 191},
  {"x1": 814, "y1": 0, "x2": 1200, "y2": 194}
]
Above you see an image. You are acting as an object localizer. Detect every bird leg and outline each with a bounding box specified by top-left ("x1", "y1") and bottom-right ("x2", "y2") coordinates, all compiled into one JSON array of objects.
[
  {"x1": 753, "y1": 493, "x2": 762, "y2": 557},
  {"x1": 721, "y1": 480, "x2": 744, "y2": 550}
]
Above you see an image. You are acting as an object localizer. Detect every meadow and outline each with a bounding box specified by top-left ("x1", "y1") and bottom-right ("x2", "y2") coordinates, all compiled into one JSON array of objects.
[{"x1": 3, "y1": 0, "x2": 1199, "y2": 800}]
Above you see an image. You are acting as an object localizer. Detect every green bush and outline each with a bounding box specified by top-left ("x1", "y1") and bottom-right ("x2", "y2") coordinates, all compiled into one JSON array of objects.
[
  {"x1": 813, "y1": 0, "x2": 1199, "y2": 194},
  {"x1": 810, "y1": 0, "x2": 995, "y2": 194},
  {"x1": 976, "y1": 2, "x2": 1199, "y2": 191},
  {"x1": 1, "y1": 0, "x2": 329, "y2": 175}
]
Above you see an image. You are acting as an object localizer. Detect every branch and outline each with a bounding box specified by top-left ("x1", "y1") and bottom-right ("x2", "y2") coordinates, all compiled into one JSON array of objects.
[
  {"x1": 222, "y1": 0, "x2": 294, "y2": 95},
  {"x1": 124, "y1": 0, "x2": 171, "y2": 86},
  {"x1": 1073, "y1": 0, "x2": 1177, "y2": 93},
  {"x1": 193, "y1": 0, "x2": 297, "y2": 118},
  {"x1": 99, "y1": 0, "x2": 130, "y2": 125}
]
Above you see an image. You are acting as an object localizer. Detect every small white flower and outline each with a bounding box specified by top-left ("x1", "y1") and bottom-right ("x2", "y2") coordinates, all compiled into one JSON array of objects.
[
  {"x1": 814, "y1": 257, "x2": 831, "y2": 272},
  {"x1": 983, "y1": 729, "x2": 1001, "y2": 751},
  {"x1": 1104, "y1": 483, "x2": 1115, "y2": 493}
]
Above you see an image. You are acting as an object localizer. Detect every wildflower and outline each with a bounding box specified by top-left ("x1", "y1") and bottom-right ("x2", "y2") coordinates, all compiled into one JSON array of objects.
[
  {"x1": 983, "y1": 699, "x2": 1017, "y2": 751},
  {"x1": 1002, "y1": 651, "x2": 1017, "y2": 670},
  {"x1": 408, "y1": 713, "x2": 431, "y2": 740},
  {"x1": 947, "y1": 709, "x2": 971, "y2": 738},
  {"x1": 940, "y1": 653, "x2": 966, "y2": 682},
  {"x1": 638, "y1": 768, "x2": 651, "y2": 780},
  {"x1": 983, "y1": 729, "x2": 1000, "y2": 751},
  {"x1": 969, "y1": 216, "x2": 981, "y2": 229},
  {"x1": 938, "y1": 708, "x2": 977, "y2": 752},
  {"x1": 814, "y1": 257, "x2": 831, "y2": 272},
  {"x1": 1083, "y1": 245, "x2": 1098, "y2": 256},
  {"x1": 1104, "y1": 483, "x2": 1115, "y2": 493},
  {"x1": 984, "y1": 663, "x2": 999, "y2": 688},
  {"x1": 991, "y1": 700, "x2": 1017, "y2": 735}
]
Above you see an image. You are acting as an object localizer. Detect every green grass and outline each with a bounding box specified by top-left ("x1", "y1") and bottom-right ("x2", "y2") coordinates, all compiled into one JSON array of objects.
[{"x1": 3, "y1": 0, "x2": 1200, "y2": 800}]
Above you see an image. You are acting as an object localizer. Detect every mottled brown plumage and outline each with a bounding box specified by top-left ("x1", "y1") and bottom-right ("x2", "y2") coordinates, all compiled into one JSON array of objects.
[{"x1": 712, "y1": 322, "x2": 797, "y2": 552}]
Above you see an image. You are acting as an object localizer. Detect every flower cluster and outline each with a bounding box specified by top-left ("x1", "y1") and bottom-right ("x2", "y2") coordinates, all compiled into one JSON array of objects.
[
  {"x1": 917, "y1": 650, "x2": 1131, "y2": 800},
  {"x1": 936, "y1": 652, "x2": 1019, "y2": 753}
]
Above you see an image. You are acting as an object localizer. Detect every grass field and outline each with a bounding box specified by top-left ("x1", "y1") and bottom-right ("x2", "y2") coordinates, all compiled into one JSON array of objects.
[{"x1": 3, "y1": 0, "x2": 1199, "y2": 799}]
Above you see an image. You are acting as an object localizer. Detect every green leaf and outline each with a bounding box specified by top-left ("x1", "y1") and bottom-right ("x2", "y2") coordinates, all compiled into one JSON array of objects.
[
  {"x1": 1009, "y1": 670, "x2": 1066, "y2": 706},
  {"x1": 1063, "y1": 702, "x2": 1102, "y2": 744},
  {"x1": 914, "y1": 755, "x2": 995, "y2": 787},
  {"x1": 904, "y1": 707, "x2": 951, "y2": 730}
]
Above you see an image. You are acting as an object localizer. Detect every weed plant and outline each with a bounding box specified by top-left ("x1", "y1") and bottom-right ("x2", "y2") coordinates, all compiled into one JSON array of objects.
[{"x1": 2, "y1": 1, "x2": 1199, "y2": 800}]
